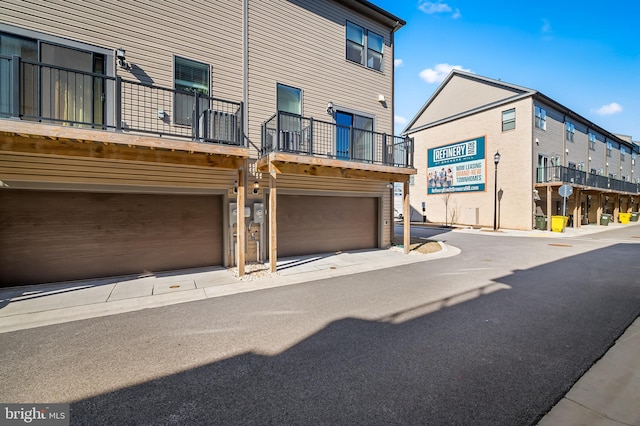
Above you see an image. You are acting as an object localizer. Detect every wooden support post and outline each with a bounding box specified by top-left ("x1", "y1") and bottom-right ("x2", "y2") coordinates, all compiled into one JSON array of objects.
[
  {"x1": 403, "y1": 180, "x2": 410, "y2": 254},
  {"x1": 269, "y1": 168, "x2": 278, "y2": 273},
  {"x1": 574, "y1": 188, "x2": 581, "y2": 228},
  {"x1": 546, "y1": 185, "x2": 552, "y2": 231},
  {"x1": 237, "y1": 167, "x2": 246, "y2": 277},
  {"x1": 597, "y1": 194, "x2": 603, "y2": 224},
  {"x1": 613, "y1": 195, "x2": 620, "y2": 223}
]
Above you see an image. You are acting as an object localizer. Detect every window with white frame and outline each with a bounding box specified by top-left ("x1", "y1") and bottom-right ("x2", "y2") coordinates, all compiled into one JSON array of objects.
[
  {"x1": 502, "y1": 108, "x2": 515, "y2": 131},
  {"x1": 588, "y1": 132, "x2": 596, "y2": 150},
  {"x1": 174, "y1": 56, "x2": 210, "y2": 125},
  {"x1": 565, "y1": 121, "x2": 575, "y2": 142},
  {"x1": 534, "y1": 106, "x2": 546, "y2": 130},
  {"x1": 346, "y1": 21, "x2": 384, "y2": 72}
]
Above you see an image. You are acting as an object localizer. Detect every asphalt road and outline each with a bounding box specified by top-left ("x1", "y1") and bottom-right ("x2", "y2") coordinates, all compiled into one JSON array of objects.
[{"x1": 1, "y1": 225, "x2": 639, "y2": 425}]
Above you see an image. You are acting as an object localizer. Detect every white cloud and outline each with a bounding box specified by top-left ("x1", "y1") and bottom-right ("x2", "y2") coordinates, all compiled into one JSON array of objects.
[
  {"x1": 594, "y1": 102, "x2": 623, "y2": 116},
  {"x1": 394, "y1": 58, "x2": 404, "y2": 67},
  {"x1": 395, "y1": 115, "x2": 408, "y2": 126},
  {"x1": 419, "y1": 63, "x2": 472, "y2": 84},
  {"x1": 452, "y1": 8, "x2": 462, "y2": 19},
  {"x1": 418, "y1": 1, "x2": 452, "y2": 14}
]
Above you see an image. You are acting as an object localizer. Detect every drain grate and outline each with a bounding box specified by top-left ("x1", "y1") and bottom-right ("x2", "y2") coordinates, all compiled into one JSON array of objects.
[{"x1": 548, "y1": 243, "x2": 572, "y2": 247}]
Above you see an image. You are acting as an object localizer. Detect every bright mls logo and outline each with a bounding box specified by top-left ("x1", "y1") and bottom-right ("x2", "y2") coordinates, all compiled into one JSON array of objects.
[
  {"x1": 427, "y1": 136, "x2": 486, "y2": 194},
  {"x1": 1, "y1": 404, "x2": 69, "y2": 425}
]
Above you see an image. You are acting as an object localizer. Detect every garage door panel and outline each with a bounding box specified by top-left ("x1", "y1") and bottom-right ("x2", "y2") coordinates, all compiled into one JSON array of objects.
[
  {"x1": 278, "y1": 195, "x2": 377, "y2": 257},
  {"x1": 0, "y1": 190, "x2": 222, "y2": 286}
]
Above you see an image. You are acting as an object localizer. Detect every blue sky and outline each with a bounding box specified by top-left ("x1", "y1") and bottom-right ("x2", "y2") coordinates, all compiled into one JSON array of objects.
[{"x1": 371, "y1": 1, "x2": 640, "y2": 141}]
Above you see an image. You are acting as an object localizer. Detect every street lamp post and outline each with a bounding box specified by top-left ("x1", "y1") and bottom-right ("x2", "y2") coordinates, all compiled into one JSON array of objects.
[{"x1": 493, "y1": 151, "x2": 501, "y2": 231}]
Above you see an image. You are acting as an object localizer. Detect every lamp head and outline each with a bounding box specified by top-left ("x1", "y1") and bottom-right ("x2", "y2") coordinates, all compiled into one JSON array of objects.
[{"x1": 326, "y1": 101, "x2": 334, "y2": 115}]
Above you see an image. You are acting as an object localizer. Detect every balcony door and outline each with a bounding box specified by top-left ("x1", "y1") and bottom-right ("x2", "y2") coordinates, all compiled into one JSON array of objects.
[
  {"x1": 335, "y1": 111, "x2": 374, "y2": 161},
  {"x1": 335, "y1": 111, "x2": 352, "y2": 159},
  {"x1": 537, "y1": 155, "x2": 550, "y2": 182},
  {"x1": 276, "y1": 84, "x2": 302, "y2": 152},
  {"x1": 40, "y1": 43, "x2": 104, "y2": 127}
]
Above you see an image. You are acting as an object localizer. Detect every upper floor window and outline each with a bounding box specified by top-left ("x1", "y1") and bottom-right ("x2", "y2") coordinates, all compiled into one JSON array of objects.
[
  {"x1": 588, "y1": 132, "x2": 596, "y2": 150},
  {"x1": 606, "y1": 141, "x2": 612, "y2": 157},
  {"x1": 565, "y1": 122, "x2": 575, "y2": 142},
  {"x1": 276, "y1": 83, "x2": 302, "y2": 115},
  {"x1": 534, "y1": 106, "x2": 546, "y2": 130},
  {"x1": 621, "y1": 147, "x2": 626, "y2": 161},
  {"x1": 502, "y1": 108, "x2": 515, "y2": 131},
  {"x1": 346, "y1": 21, "x2": 384, "y2": 72},
  {"x1": 346, "y1": 22, "x2": 365, "y2": 66},
  {"x1": 367, "y1": 32, "x2": 384, "y2": 71},
  {"x1": 174, "y1": 56, "x2": 209, "y2": 125}
]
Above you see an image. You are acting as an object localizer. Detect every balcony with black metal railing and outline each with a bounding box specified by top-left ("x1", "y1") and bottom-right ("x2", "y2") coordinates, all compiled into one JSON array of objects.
[
  {"x1": 259, "y1": 111, "x2": 414, "y2": 173},
  {"x1": 0, "y1": 55, "x2": 246, "y2": 157},
  {"x1": 536, "y1": 165, "x2": 639, "y2": 194}
]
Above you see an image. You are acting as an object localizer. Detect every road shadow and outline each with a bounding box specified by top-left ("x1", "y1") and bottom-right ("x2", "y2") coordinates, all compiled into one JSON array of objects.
[{"x1": 62, "y1": 243, "x2": 640, "y2": 425}]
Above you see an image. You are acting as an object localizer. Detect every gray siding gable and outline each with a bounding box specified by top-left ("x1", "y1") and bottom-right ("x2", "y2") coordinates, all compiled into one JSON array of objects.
[{"x1": 402, "y1": 70, "x2": 536, "y2": 135}]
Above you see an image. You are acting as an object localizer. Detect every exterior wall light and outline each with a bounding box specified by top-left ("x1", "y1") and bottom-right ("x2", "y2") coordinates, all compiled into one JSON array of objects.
[
  {"x1": 116, "y1": 47, "x2": 129, "y2": 69},
  {"x1": 326, "y1": 101, "x2": 334, "y2": 115}
]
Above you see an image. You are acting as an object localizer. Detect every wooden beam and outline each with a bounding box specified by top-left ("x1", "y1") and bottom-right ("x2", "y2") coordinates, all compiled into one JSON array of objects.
[
  {"x1": 403, "y1": 180, "x2": 410, "y2": 254},
  {"x1": 0, "y1": 120, "x2": 250, "y2": 158},
  {"x1": 237, "y1": 167, "x2": 246, "y2": 277},
  {"x1": 256, "y1": 152, "x2": 416, "y2": 178},
  {"x1": 265, "y1": 160, "x2": 412, "y2": 182},
  {"x1": 0, "y1": 135, "x2": 246, "y2": 169},
  {"x1": 269, "y1": 165, "x2": 278, "y2": 273}
]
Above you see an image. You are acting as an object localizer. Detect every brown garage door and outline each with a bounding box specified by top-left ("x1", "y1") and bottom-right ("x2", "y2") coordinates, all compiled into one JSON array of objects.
[
  {"x1": 0, "y1": 190, "x2": 223, "y2": 286},
  {"x1": 277, "y1": 195, "x2": 378, "y2": 257}
]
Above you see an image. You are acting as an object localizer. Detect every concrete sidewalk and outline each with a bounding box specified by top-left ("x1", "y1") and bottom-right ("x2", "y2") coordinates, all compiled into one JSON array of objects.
[{"x1": 0, "y1": 243, "x2": 458, "y2": 334}]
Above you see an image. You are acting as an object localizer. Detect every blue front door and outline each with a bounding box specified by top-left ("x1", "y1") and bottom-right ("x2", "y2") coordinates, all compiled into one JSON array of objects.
[{"x1": 336, "y1": 111, "x2": 352, "y2": 159}]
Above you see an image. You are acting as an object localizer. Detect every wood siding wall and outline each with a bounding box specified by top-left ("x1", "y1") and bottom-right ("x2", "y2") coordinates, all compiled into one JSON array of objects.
[
  {"x1": 247, "y1": 0, "x2": 395, "y2": 157},
  {"x1": 0, "y1": 153, "x2": 237, "y2": 191}
]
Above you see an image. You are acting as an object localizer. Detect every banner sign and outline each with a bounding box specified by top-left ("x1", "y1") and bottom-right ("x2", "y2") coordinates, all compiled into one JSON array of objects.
[{"x1": 427, "y1": 136, "x2": 486, "y2": 194}]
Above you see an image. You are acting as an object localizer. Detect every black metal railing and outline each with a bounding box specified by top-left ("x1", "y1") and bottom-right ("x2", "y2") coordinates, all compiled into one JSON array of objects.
[
  {"x1": 536, "y1": 165, "x2": 639, "y2": 194},
  {"x1": 261, "y1": 111, "x2": 414, "y2": 168},
  {"x1": 0, "y1": 55, "x2": 244, "y2": 146}
]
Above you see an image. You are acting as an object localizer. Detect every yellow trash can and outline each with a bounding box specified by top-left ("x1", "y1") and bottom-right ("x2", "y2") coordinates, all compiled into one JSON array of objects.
[
  {"x1": 619, "y1": 212, "x2": 631, "y2": 224},
  {"x1": 551, "y1": 215, "x2": 569, "y2": 232}
]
